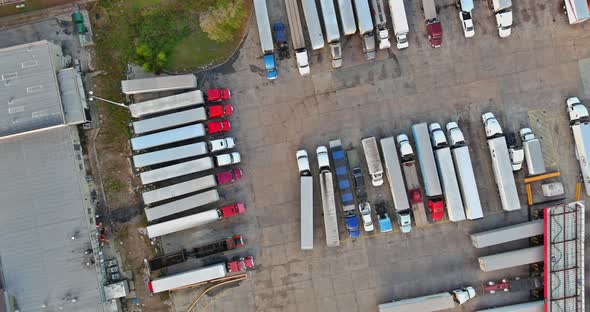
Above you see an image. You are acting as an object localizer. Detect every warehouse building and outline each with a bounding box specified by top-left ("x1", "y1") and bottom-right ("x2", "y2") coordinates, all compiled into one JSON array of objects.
[{"x1": 0, "y1": 41, "x2": 101, "y2": 312}]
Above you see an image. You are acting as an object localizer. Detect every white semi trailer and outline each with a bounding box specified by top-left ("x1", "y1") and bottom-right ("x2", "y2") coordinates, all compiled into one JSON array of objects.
[
  {"x1": 446, "y1": 122, "x2": 483, "y2": 220},
  {"x1": 142, "y1": 174, "x2": 232, "y2": 205},
  {"x1": 133, "y1": 143, "x2": 208, "y2": 168},
  {"x1": 319, "y1": 0, "x2": 343, "y2": 68},
  {"x1": 317, "y1": 146, "x2": 340, "y2": 247},
  {"x1": 519, "y1": 128, "x2": 546, "y2": 176},
  {"x1": 362, "y1": 137, "x2": 384, "y2": 186},
  {"x1": 476, "y1": 301, "x2": 544, "y2": 312},
  {"x1": 380, "y1": 137, "x2": 412, "y2": 233},
  {"x1": 337, "y1": 0, "x2": 357, "y2": 35},
  {"x1": 132, "y1": 107, "x2": 206, "y2": 135},
  {"x1": 429, "y1": 123, "x2": 466, "y2": 222},
  {"x1": 146, "y1": 203, "x2": 245, "y2": 238},
  {"x1": 301, "y1": 0, "x2": 325, "y2": 50},
  {"x1": 478, "y1": 246, "x2": 543, "y2": 272},
  {"x1": 482, "y1": 112, "x2": 521, "y2": 211},
  {"x1": 370, "y1": 0, "x2": 391, "y2": 49},
  {"x1": 130, "y1": 124, "x2": 206, "y2": 151},
  {"x1": 145, "y1": 189, "x2": 220, "y2": 222},
  {"x1": 139, "y1": 156, "x2": 215, "y2": 185},
  {"x1": 566, "y1": 97, "x2": 590, "y2": 195},
  {"x1": 388, "y1": 0, "x2": 409, "y2": 49},
  {"x1": 121, "y1": 74, "x2": 197, "y2": 95},
  {"x1": 296, "y1": 150, "x2": 313, "y2": 250},
  {"x1": 470, "y1": 220, "x2": 544, "y2": 248},
  {"x1": 129, "y1": 90, "x2": 203, "y2": 118},
  {"x1": 285, "y1": 0, "x2": 310, "y2": 76},
  {"x1": 378, "y1": 287, "x2": 476, "y2": 312},
  {"x1": 353, "y1": 0, "x2": 376, "y2": 60}
]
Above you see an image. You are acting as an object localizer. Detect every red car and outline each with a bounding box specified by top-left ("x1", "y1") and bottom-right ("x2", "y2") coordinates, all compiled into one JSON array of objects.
[
  {"x1": 215, "y1": 168, "x2": 243, "y2": 185},
  {"x1": 207, "y1": 88, "x2": 231, "y2": 102},
  {"x1": 429, "y1": 200, "x2": 444, "y2": 221},
  {"x1": 219, "y1": 202, "x2": 246, "y2": 218},
  {"x1": 207, "y1": 120, "x2": 231, "y2": 134},
  {"x1": 226, "y1": 256, "x2": 255, "y2": 273},
  {"x1": 207, "y1": 104, "x2": 234, "y2": 119}
]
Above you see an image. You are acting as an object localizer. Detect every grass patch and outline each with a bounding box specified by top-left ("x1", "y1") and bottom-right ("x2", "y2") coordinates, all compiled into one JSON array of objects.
[
  {"x1": 166, "y1": 27, "x2": 235, "y2": 71},
  {"x1": 103, "y1": 175, "x2": 125, "y2": 192}
]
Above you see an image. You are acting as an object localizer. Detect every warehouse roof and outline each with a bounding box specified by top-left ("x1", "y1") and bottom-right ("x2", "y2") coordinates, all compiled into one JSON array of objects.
[
  {"x1": 0, "y1": 40, "x2": 66, "y2": 137},
  {"x1": 0, "y1": 126, "x2": 101, "y2": 312}
]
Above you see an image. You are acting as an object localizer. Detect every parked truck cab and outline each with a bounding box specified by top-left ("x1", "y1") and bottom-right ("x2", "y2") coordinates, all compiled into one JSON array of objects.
[
  {"x1": 427, "y1": 20, "x2": 443, "y2": 48},
  {"x1": 457, "y1": 0, "x2": 475, "y2": 38},
  {"x1": 429, "y1": 123, "x2": 448, "y2": 148},
  {"x1": 263, "y1": 54, "x2": 278, "y2": 79},
  {"x1": 482, "y1": 112, "x2": 503, "y2": 137},
  {"x1": 567, "y1": 96, "x2": 589, "y2": 122},
  {"x1": 452, "y1": 287, "x2": 476, "y2": 304},
  {"x1": 397, "y1": 134, "x2": 414, "y2": 161}
]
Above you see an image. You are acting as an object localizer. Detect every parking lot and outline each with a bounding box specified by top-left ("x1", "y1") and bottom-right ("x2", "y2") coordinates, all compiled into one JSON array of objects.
[{"x1": 160, "y1": 0, "x2": 590, "y2": 311}]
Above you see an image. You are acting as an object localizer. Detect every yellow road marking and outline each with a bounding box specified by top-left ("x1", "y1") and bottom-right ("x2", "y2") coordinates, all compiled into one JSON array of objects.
[
  {"x1": 523, "y1": 171, "x2": 560, "y2": 183},
  {"x1": 525, "y1": 184, "x2": 533, "y2": 206},
  {"x1": 575, "y1": 181, "x2": 582, "y2": 201}
]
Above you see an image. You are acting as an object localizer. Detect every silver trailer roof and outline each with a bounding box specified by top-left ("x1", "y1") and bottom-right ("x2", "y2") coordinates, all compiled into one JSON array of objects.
[
  {"x1": 337, "y1": 0, "x2": 357, "y2": 35},
  {"x1": 146, "y1": 208, "x2": 220, "y2": 238},
  {"x1": 412, "y1": 123, "x2": 442, "y2": 197},
  {"x1": 523, "y1": 139, "x2": 546, "y2": 175},
  {"x1": 319, "y1": 0, "x2": 341, "y2": 42},
  {"x1": 361, "y1": 137, "x2": 384, "y2": 175},
  {"x1": 140, "y1": 157, "x2": 214, "y2": 185},
  {"x1": 422, "y1": 0, "x2": 438, "y2": 20},
  {"x1": 121, "y1": 74, "x2": 197, "y2": 95},
  {"x1": 301, "y1": 0, "x2": 325, "y2": 49},
  {"x1": 354, "y1": 0, "x2": 374, "y2": 34},
  {"x1": 380, "y1": 137, "x2": 410, "y2": 211},
  {"x1": 478, "y1": 246, "x2": 543, "y2": 272},
  {"x1": 470, "y1": 220, "x2": 543, "y2": 248},
  {"x1": 149, "y1": 263, "x2": 226, "y2": 293},
  {"x1": 486, "y1": 137, "x2": 521, "y2": 211},
  {"x1": 460, "y1": 0, "x2": 474, "y2": 11},
  {"x1": 133, "y1": 107, "x2": 206, "y2": 135},
  {"x1": 371, "y1": 0, "x2": 388, "y2": 26},
  {"x1": 130, "y1": 123, "x2": 205, "y2": 151},
  {"x1": 476, "y1": 301, "x2": 544, "y2": 312},
  {"x1": 129, "y1": 90, "x2": 204, "y2": 118},
  {"x1": 451, "y1": 146, "x2": 483, "y2": 220},
  {"x1": 378, "y1": 292, "x2": 455, "y2": 311},
  {"x1": 492, "y1": 0, "x2": 512, "y2": 11},
  {"x1": 285, "y1": 0, "x2": 306, "y2": 49},
  {"x1": 145, "y1": 189, "x2": 220, "y2": 221},
  {"x1": 389, "y1": 0, "x2": 409, "y2": 34},
  {"x1": 319, "y1": 171, "x2": 340, "y2": 247},
  {"x1": 132, "y1": 142, "x2": 208, "y2": 168},
  {"x1": 253, "y1": 0, "x2": 274, "y2": 52},
  {"x1": 434, "y1": 148, "x2": 466, "y2": 222},
  {"x1": 300, "y1": 176, "x2": 314, "y2": 250},
  {"x1": 142, "y1": 175, "x2": 217, "y2": 205},
  {"x1": 572, "y1": 122, "x2": 590, "y2": 195}
]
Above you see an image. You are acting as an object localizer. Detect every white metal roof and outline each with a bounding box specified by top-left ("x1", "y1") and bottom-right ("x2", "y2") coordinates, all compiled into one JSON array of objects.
[
  {"x1": 130, "y1": 123, "x2": 205, "y2": 151},
  {"x1": 145, "y1": 189, "x2": 220, "y2": 221},
  {"x1": 149, "y1": 263, "x2": 226, "y2": 293},
  {"x1": 121, "y1": 74, "x2": 197, "y2": 95},
  {"x1": 129, "y1": 90, "x2": 204, "y2": 118},
  {"x1": 132, "y1": 107, "x2": 205, "y2": 135},
  {"x1": 142, "y1": 175, "x2": 217, "y2": 205},
  {"x1": 139, "y1": 157, "x2": 214, "y2": 185},
  {"x1": 146, "y1": 209, "x2": 220, "y2": 238},
  {"x1": 0, "y1": 41, "x2": 66, "y2": 137}
]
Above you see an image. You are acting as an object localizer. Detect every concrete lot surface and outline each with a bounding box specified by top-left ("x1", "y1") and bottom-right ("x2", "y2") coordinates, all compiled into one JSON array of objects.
[{"x1": 161, "y1": 0, "x2": 590, "y2": 311}]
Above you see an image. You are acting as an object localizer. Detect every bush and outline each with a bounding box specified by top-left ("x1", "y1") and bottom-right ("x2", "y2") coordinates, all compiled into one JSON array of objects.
[
  {"x1": 131, "y1": 7, "x2": 190, "y2": 72},
  {"x1": 199, "y1": 0, "x2": 246, "y2": 42}
]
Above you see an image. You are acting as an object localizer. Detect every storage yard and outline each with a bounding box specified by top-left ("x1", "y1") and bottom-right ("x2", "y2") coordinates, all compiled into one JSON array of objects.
[
  {"x1": 1, "y1": 0, "x2": 590, "y2": 311},
  {"x1": 132, "y1": 0, "x2": 590, "y2": 308}
]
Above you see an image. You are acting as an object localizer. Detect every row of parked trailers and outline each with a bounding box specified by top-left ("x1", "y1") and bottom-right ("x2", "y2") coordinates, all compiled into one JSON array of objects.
[
  {"x1": 297, "y1": 113, "x2": 550, "y2": 247},
  {"x1": 122, "y1": 80, "x2": 247, "y2": 240},
  {"x1": 120, "y1": 78, "x2": 256, "y2": 294}
]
